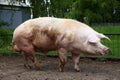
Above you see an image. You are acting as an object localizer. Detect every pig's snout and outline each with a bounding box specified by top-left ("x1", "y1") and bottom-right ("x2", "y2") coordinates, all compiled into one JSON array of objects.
[{"x1": 103, "y1": 48, "x2": 109, "y2": 54}]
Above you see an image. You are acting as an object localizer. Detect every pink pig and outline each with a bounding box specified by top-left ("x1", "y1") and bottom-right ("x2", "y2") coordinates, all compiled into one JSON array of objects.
[{"x1": 13, "y1": 17, "x2": 110, "y2": 72}]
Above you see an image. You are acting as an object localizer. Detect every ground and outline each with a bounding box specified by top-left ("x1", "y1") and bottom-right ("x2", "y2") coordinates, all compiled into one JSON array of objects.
[{"x1": 0, "y1": 56, "x2": 120, "y2": 80}]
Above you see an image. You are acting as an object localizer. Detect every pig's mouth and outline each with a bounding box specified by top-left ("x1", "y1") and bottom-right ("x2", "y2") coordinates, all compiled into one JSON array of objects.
[
  {"x1": 84, "y1": 51, "x2": 104, "y2": 56},
  {"x1": 99, "y1": 52, "x2": 105, "y2": 55},
  {"x1": 83, "y1": 49, "x2": 109, "y2": 56},
  {"x1": 97, "y1": 51, "x2": 109, "y2": 55},
  {"x1": 94, "y1": 51, "x2": 106, "y2": 55},
  {"x1": 96, "y1": 51, "x2": 105, "y2": 55}
]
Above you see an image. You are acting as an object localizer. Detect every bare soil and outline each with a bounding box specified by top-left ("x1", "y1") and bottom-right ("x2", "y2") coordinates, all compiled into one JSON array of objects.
[{"x1": 0, "y1": 56, "x2": 120, "y2": 80}]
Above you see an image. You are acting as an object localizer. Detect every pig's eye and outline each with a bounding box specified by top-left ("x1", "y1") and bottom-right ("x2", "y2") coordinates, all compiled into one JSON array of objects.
[{"x1": 89, "y1": 42, "x2": 97, "y2": 46}]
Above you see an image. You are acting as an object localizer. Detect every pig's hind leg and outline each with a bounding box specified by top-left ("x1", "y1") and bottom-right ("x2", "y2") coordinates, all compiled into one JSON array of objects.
[
  {"x1": 20, "y1": 39, "x2": 40, "y2": 69},
  {"x1": 22, "y1": 45, "x2": 40, "y2": 70}
]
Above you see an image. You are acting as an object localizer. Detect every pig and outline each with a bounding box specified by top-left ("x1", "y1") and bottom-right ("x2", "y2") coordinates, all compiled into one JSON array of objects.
[{"x1": 12, "y1": 17, "x2": 110, "y2": 72}]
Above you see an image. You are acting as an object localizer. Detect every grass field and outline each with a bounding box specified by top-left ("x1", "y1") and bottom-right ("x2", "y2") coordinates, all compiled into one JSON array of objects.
[
  {"x1": 0, "y1": 26, "x2": 120, "y2": 58},
  {"x1": 92, "y1": 26, "x2": 120, "y2": 34}
]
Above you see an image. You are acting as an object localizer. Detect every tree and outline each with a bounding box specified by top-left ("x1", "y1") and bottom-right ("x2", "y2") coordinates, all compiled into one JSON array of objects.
[
  {"x1": 30, "y1": 0, "x2": 47, "y2": 18},
  {"x1": 98, "y1": 0, "x2": 119, "y2": 23},
  {"x1": 50, "y1": 0, "x2": 75, "y2": 17},
  {"x1": 66, "y1": 0, "x2": 119, "y2": 24},
  {"x1": 8, "y1": 0, "x2": 120, "y2": 23},
  {"x1": 29, "y1": 0, "x2": 75, "y2": 18}
]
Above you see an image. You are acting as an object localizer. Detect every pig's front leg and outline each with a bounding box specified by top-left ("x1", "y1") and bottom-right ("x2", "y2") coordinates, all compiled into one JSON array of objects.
[
  {"x1": 58, "y1": 48, "x2": 67, "y2": 72},
  {"x1": 72, "y1": 52, "x2": 80, "y2": 72}
]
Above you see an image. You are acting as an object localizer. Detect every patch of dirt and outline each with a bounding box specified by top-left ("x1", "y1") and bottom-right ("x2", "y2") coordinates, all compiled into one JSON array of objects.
[{"x1": 0, "y1": 56, "x2": 120, "y2": 80}]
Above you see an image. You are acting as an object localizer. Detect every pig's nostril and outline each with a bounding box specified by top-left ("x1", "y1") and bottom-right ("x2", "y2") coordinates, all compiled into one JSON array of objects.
[{"x1": 104, "y1": 48, "x2": 109, "y2": 54}]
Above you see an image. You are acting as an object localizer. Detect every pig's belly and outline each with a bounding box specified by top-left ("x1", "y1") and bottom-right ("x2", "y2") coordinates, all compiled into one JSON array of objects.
[
  {"x1": 33, "y1": 40, "x2": 56, "y2": 53},
  {"x1": 34, "y1": 45, "x2": 56, "y2": 53}
]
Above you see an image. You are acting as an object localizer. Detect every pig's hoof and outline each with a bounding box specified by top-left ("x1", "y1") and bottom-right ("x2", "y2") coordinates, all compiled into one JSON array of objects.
[
  {"x1": 75, "y1": 68, "x2": 80, "y2": 72},
  {"x1": 58, "y1": 68, "x2": 64, "y2": 72},
  {"x1": 24, "y1": 64, "x2": 32, "y2": 69},
  {"x1": 35, "y1": 67, "x2": 40, "y2": 70},
  {"x1": 35, "y1": 63, "x2": 40, "y2": 70}
]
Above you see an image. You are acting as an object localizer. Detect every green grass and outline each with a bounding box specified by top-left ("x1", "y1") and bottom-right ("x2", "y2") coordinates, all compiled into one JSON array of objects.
[
  {"x1": 0, "y1": 27, "x2": 13, "y2": 34},
  {"x1": 0, "y1": 27, "x2": 14, "y2": 56},
  {"x1": 92, "y1": 26, "x2": 120, "y2": 34}
]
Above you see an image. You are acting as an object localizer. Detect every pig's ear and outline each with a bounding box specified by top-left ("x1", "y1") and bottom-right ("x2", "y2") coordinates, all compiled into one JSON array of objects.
[
  {"x1": 98, "y1": 34, "x2": 110, "y2": 41},
  {"x1": 88, "y1": 35, "x2": 100, "y2": 43}
]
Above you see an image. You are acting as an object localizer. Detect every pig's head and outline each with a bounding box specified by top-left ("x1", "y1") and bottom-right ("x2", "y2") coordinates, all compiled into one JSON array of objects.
[{"x1": 83, "y1": 34, "x2": 110, "y2": 55}]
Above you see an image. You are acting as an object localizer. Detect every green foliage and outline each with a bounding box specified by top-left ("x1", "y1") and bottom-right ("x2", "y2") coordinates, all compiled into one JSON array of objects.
[
  {"x1": 7, "y1": 0, "x2": 120, "y2": 23},
  {"x1": 50, "y1": 0, "x2": 75, "y2": 17},
  {"x1": 30, "y1": 0, "x2": 47, "y2": 18},
  {"x1": 0, "y1": 28, "x2": 13, "y2": 34},
  {"x1": 29, "y1": 0, "x2": 75, "y2": 18},
  {"x1": 66, "y1": 0, "x2": 120, "y2": 24},
  {"x1": 0, "y1": 26, "x2": 13, "y2": 53}
]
